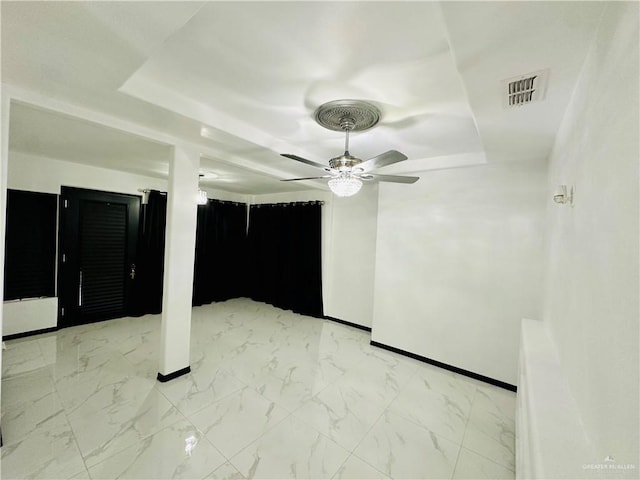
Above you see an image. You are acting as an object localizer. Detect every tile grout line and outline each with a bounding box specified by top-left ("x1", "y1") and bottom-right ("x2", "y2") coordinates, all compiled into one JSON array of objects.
[
  {"x1": 61, "y1": 329, "x2": 182, "y2": 476},
  {"x1": 194, "y1": 385, "x2": 293, "y2": 460},
  {"x1": 342, "y1": 366, "x2": 421, "y2": 480},
  {"x1": 50, "y1": 356, "x2": 93, "y2": 479},
  {"x1": 450, "y1": 385, "x2": 479, "y2": 479},
  {"x1": 456, "y1": 386, "x2": 516, "y2": 475},
  {"x1": 462, "y1": 385, "x2": 515, "y2": 473}
]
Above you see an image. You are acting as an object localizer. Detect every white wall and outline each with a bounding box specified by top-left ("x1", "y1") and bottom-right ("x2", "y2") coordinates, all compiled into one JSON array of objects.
[
  {"x1": 3, "y1": 298, "x2": 58, "y2": 336},
  {"x1": 250, "y1": 187, "x2": 379, "y2": 328},
  {"x1": 8, "y1": 151, "x2": 168, "y2": 195},
  {"x1": 372, "y1": 161, "x2": 547, "y2": 385},
  {"x1": 8, "y1": 151, "x2": 248, "y2": 204},
  {"x1": 200, "y1": 186, "x2": 249, "y2": 204},
  {"x1": 325, "y1": 185, "x2": 378, "y2": 328},
  {"x1": 542, "y1": 1, "x2": 639, "y2": 468}
]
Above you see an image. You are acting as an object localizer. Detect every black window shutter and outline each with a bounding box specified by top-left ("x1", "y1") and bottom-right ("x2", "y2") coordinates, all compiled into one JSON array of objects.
[{"x1": 3, "y1": 190, "x2": 58, "y2": 300}]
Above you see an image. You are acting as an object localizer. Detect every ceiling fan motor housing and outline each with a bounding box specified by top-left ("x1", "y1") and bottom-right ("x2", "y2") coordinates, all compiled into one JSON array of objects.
[{"x1": 329, "y1": 153, "x2": 362, "y2": 171}]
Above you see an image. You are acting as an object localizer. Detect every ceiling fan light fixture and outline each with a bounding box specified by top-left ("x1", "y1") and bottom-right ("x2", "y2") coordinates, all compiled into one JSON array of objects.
[
  {"x1": 328, "y1": 173, "x2": 363, "y2": 197},
  {"x1": 197, "y1": 188, "x2": 208, "y2": 205}
]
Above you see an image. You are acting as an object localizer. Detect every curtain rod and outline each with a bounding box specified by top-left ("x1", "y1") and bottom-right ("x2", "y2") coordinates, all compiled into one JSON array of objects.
[
  {"x1": 251, "y1": 201, "x2": 324, "y2": 207},
  {"x1": 138, "y1": 189, "x2": 247, "y2": 206},
  {"x1": 211, "y1": 199, "x2": 247, "y2": 207},
  {"x1": 137, "y1": 188, "x2": 166, "y2": 195},
  {"x1": 137, "y1": 190, "x2": 323, "y2": 207}
]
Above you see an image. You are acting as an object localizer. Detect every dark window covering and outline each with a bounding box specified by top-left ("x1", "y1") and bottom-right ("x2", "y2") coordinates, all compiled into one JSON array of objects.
[
  {"x1": 3, "y1": 190, "x2": 57, "y2": 301},
  {"x1": 193, "y1": 199, "x2": 248, "y2": 305},
  {"x1": 247, "y1": 202, "x2": 323, "y2": 317},
  {"x1": 131, "y1": 190, "x2": 167, "y2": 315},
  {"x1": 133, "y1": 194, "x2": 249, "y2": 314},
  {"x1": 132, "y1": 196, "x2": 323, "y2": 318}
]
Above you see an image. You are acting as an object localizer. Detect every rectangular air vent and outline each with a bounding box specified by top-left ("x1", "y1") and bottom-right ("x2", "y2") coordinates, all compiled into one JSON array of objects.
[{"x1": 503, "y1": 69, "x2": 549, "y2": 108}]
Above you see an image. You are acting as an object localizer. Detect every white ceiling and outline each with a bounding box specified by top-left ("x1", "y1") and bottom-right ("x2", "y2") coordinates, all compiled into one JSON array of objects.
[{"x1": 2, "y1": 1, "x2": 605, "y2": 195}]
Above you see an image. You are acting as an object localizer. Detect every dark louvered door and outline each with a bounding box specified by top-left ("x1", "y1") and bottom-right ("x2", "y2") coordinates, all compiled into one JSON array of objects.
[
  {"x1": 79, "y1": 201, "x2": 127, "y2": 320},
  {"x1": 58, "y1": 187, "x2": 140, "y2": 327}
]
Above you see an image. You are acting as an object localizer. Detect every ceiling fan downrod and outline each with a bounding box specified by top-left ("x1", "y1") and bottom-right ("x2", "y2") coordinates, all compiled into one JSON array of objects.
[
  {"x1": 340, "y1": 116, "x2": 355, "y2": 155},
  {"x1": 330, "y1": 120, "x2": 362, "y2": 171}
]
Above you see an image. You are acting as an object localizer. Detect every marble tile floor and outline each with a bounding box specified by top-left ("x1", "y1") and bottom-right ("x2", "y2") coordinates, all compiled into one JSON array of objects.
[{"x1": 0, "y1": 298, "x2": 516, "y2": 479}]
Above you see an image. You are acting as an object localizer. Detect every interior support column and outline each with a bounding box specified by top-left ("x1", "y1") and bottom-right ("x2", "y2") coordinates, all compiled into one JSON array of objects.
[
  {"x1": 157, "y1": 145, "x2": 200, "y2": 382},
  {"x1": 0, "y1": 91, "x2": 11, "y2": 444}
]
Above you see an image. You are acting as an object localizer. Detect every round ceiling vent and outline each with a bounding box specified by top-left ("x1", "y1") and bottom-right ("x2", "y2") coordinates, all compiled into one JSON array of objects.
[{"x1": 314, "y1": 100, "x2": 381, "y2": 132}]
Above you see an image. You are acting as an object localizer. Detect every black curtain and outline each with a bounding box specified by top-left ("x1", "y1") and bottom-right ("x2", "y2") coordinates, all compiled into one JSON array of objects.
[
  {"x1": 247, "y1": 202, "x2": 323, "y2": 317},
  {"x1": 193, "y1": 200, "x2": 248, "y2": 306},
  {"x1": 131, "y1": 190, "x2": 167, "y2": 315},
  {"x1": 132, "y1": 195, "x2": 323, "y2": 317}
]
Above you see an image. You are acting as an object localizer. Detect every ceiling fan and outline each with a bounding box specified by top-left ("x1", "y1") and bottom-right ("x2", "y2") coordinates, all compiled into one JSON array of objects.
[{"x1": 280, "y1": 100, "x2": 419, "y2": 197}]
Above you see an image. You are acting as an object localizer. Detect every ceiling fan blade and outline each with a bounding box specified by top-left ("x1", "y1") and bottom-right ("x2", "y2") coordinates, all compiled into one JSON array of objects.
[
  {"x1": 360, "y1": 173, "x2": 419, "y2": 184},
  {"x1": 357, "y1": 150, "x2": 408, "y2": 172},
  {"x1": 280, "y1": 175, "x2": 332, "y2": 182},
  {"x1": 280, "y1": 153, "x2": 328, "y2": 170}
]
